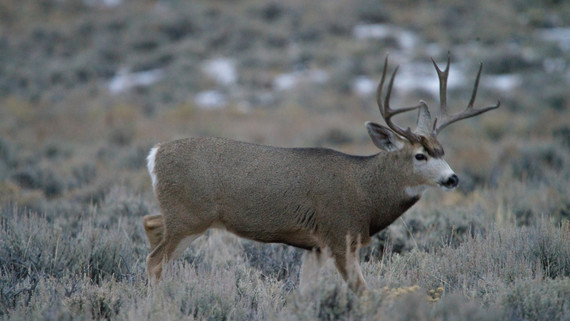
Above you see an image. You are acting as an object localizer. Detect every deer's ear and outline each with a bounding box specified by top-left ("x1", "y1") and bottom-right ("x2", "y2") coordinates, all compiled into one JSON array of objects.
[{"x1": 365, "y1": 122, "x2": 405, "y2": 151}]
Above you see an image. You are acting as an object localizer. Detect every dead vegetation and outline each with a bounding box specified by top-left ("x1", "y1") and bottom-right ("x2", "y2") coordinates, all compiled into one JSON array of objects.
[{"x1": 1, "y1": 0, "x2": 569, "y2": 320}]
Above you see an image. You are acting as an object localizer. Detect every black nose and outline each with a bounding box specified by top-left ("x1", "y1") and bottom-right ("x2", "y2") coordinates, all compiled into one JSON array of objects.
[{"x1": 443, "y1": 174, "x2": 459, "y2": 188}]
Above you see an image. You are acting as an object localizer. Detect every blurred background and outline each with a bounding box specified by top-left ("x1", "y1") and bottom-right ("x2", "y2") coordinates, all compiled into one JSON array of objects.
[{"x1": 1, "y1": 0, "x2": 568, "y2": 220}]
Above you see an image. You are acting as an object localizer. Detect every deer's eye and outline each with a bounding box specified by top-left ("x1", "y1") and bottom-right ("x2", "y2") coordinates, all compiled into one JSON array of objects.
[{"x1": 415, "y1": 153, "x2": 427, "y2": 161}]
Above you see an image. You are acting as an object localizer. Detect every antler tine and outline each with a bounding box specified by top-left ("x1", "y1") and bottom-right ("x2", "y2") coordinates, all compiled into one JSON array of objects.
[
  {"x1": 376, "y1": 57, "x2": 389, "y2": 117},
  {"x1": 376, "y1": 57, "x2": 422, "y2": 142},
  {"x1": 467, "y1": 62, "x2": 483, "y2": 109},
  {"x1": 431, "y1": 54, "x2": 450, "y2": 117},
  {"x1": 432, "y1": 59, "x2": 500, "y2": 135}
]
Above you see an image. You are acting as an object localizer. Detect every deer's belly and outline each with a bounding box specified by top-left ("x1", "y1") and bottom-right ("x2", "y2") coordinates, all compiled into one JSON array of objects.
[{"x1": 224, "y1": 226, "x2": 319, "y2": 250}]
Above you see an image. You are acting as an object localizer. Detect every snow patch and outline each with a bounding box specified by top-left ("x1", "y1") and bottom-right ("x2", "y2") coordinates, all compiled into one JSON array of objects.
[
  {"x1": 195, "y1": 90, "x2": 227, "y2": 110},
  {"x1": 84, "y1": 0, "x2": 123, "y2": 7},
  {"x1": 353, "y1": 24, "x2": 419, "y2": 50},
  {"x1": 352, "y1": 76, "x2": 376, "y2": 96},
  {"x1": 273, "y1": 69, "x2": 329, "y2": 91},
  {"x1": 543, "y1": 58, "x2": 566, "y2": 74},
  {"x1": 539, "y1": 27, "x2": 570, "y2": 52},
  {"x1": 393, "y1": 62, "x2": 466, "y2": 97},
  {"x1": 202, "y1": 58, "x2": 237, "y2": 86},
  {"x1": 484, "y1": 74, "x2": 522, "y2": 92},
  {"x1": 108, "y1": 68, "x2": 164, "y2": 94}
]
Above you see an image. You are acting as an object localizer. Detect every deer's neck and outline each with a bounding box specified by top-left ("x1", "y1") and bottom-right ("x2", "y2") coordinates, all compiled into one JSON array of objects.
[{"x1": 360, "y1": 152, "x2": 422, "y2": 236}]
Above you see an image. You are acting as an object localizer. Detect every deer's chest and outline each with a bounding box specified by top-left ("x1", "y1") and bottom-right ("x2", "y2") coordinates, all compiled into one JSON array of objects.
[{"x1": 369, "y1": 195, "x2": 420, "y2": 236}]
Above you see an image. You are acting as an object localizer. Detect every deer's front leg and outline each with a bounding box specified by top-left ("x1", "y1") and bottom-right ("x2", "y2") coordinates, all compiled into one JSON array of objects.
[
  {"x1": 328, "y1": 232, "x2": 368, "y2": 295},
  {"x1": 331, "y1": 247, "x2": 367, "y2": 295}
]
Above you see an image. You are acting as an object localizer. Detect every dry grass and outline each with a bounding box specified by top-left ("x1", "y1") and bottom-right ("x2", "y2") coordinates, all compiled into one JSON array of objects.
[
  {"x1": 1, "y1": 0, "x2": 569, "y2": 320},
  {"x1": 1, "y1": 202, "x2": 568, "y2": 320}
]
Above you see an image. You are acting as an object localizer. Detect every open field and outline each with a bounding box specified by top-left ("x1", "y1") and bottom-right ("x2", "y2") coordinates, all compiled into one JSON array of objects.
[{"x1": 1, "y1": 0, "x2": 569, "y2": 320}]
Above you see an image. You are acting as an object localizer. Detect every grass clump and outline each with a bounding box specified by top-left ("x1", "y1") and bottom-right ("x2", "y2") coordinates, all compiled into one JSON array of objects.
[{"x1": 503, "y1": 277, "x2": 570, "y2": 321}]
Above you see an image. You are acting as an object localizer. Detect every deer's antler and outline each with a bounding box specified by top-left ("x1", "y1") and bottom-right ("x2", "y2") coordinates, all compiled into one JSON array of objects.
[
  {"x1": 431, "y1": 55, "x2": 501, "y2": 135},
  {"x1": 377, "y1": 57, "x2": 425, "y2": 143}
]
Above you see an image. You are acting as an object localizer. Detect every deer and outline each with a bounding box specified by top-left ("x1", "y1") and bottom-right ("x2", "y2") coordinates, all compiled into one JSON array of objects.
[{"x1": 142, "y1": 55, "x2": 500, "y2": 294}]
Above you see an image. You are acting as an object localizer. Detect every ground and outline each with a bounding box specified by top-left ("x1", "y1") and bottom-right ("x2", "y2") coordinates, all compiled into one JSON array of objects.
[{"x1": 0, "y1": 0, "x2": 569, "y2": 320}]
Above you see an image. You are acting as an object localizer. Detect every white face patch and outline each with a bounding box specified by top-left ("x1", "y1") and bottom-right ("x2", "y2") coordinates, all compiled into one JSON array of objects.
[{"x1": 410, "y1": 147, "x2": 456, "y2": 190}]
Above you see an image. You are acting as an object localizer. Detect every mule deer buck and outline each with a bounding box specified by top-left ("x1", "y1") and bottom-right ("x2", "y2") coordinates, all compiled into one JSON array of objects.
[{"x1": 143, "y1": 56, "x2": 499, "y2": 294}]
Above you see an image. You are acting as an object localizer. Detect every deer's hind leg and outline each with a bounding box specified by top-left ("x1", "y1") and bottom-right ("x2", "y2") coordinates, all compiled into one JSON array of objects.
[
  {"x1": 143, "y1": 214, "x2": 164, "y2": 252},
  {"x1": 146, "y1": 229, "x2": 203, "y2": 281},
  {"x1": 146, "y1": 206, "x2": 208, "y2": 282}
]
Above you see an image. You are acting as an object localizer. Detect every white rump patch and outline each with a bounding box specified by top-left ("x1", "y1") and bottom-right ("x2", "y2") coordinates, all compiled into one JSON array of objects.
[{"x1": 147, "y1": 145, "x2": 159, "y2": 191}]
